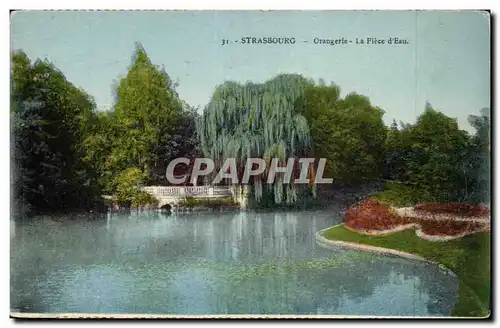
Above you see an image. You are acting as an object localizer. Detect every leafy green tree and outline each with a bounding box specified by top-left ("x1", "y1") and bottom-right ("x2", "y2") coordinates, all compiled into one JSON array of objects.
[
  {"x1": 384, "y1": 120, "x2": 415, "y2": 182},
  {"x1": 11, "y1": 100, "x2": 46, "y2": 217},
  {"x1": 151, "y1": 102, "x2": 201, "y2": 184},
  {"x1": 80, "y1": 44, "x2": 200, "y2": 205},
  {"x1": 110, "y1": 43, "x2": 183, "y2": 181},
  {"x1": 298, "y1": 85, "x2": 387, "y2": 183},
  {"x1": 384, "y1": 103, "x2": 472, "y2": 202},
  {"x1": 407, "y1": 104, "x2": 470, "y2": 201},
  {"x1": 465, "y1": 108, "x2": 490, "y2": 203},
  {"x1": 11, "y1": 50, "x2": 102, "y2": 216},
  {"x1": 81, "y1": 111, "x2": 120, "y2": 193}
]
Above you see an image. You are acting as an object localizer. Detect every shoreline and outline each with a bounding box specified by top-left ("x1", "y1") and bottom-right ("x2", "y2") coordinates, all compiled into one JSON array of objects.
[
  {"x1": 315, "y1": 225, "x2": 457, "y2": 277},
  {"x1": 316, "y1": 224, "x2": 490, "y2": 318}
]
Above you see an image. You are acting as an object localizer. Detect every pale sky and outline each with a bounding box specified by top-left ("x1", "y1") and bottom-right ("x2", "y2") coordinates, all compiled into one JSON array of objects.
[{"x1": 11, "y1": 10, "x2": 490, "y2": 132}]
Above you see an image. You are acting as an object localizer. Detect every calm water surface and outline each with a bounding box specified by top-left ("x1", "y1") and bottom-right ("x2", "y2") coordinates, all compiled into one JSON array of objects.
[{"x1": 10, "y1": 210, "x2": 459, "y2": 316}]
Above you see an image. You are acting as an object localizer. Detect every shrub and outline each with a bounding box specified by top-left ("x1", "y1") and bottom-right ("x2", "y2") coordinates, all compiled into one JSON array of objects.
[
  {"x1": 130, "y1": 190, "x2": 158, "y2": 208},
  {"x1": 372, "y1": 181, "x2": 431, "y2": 207},
  {"x1": 110, "y1": 168, "x2": 158, "y2": 208},
  {"x1": 114, "y1": 167, "x2": 146, "y2": 206}
]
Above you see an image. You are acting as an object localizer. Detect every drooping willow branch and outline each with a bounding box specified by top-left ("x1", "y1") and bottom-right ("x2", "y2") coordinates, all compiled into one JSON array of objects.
[{"x1": 196, "y1": 74, "x2": 316, "y2": 204}]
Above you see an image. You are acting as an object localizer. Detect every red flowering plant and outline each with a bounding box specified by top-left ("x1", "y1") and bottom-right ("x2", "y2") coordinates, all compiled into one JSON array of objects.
[
  {"x1": 418, "y1": 220, "x2": 486, "y2": 236},
  {"x1": 414, "y1": 203, "x2": 490, "y2": 218},
  {"x1": 343, "y1": 198, "x2": 410, "y2": 231}
]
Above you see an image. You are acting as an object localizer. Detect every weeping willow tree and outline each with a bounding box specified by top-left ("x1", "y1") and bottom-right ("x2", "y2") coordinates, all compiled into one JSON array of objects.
[{"x1": 197, "y1": 74, "x2": 315, "y2": 204}]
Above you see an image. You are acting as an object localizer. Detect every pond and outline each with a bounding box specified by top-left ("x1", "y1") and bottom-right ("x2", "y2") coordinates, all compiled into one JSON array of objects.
[{"x1": 10, "y1": 210, "x2": 459, "y2": 316}]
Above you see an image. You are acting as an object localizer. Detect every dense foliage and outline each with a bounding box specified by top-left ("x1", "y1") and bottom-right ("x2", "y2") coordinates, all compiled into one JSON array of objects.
[
  {"x1": 465, "y1": 108, "x2": 490, "y2": 203},
  {"x1": 11, "y1": 44, "x2": 490, "y2": 217},
  {"x1": 11, "y1": 51, "x2": 102, "y2": 217},
  {"x1": 107, "y1": 44, "x2": 184, "y2": 183},
  {"x1": 296, "y1": 84, "x2": 387, "y2": 182},
  {"x1": 11, "y1": 44, "x2": 198, "y2": 216},
  {"x1": 384, "y1": 103, "x2": 490, "y2": 204},
  {"x1": 87, "y1": 44, "x2": 200, "y2": 205}
]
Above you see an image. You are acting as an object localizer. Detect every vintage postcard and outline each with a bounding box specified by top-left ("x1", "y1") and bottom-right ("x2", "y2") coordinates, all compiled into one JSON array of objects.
[{"x1": 10, "y1": 10, "x2": 491, "y2": 319}]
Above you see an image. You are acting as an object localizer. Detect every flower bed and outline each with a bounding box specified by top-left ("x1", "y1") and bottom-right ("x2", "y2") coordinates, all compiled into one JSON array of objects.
[
  {"x1": 414, "y1": 202, "x2": 490, "y2": 218},
  {"x1": 418, "y1": 220, "x2": 486, "y2": 236},
  {"x1": 343, "y1": 198, "x2": 411, "y2": 231},
  {"x1": 343, "y1": 198, "x2": 488, "y2": 238}
]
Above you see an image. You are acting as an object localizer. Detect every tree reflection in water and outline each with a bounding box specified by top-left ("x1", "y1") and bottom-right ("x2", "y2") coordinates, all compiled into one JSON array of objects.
[{"x1": 10, "y1": 211, "x2": 458, "y2": 315}]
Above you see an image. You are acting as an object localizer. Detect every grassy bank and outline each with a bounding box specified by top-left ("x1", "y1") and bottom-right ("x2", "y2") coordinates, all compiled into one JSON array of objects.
[{"x1": 322, "y1": 225, "x2": 490, "y2": 317}]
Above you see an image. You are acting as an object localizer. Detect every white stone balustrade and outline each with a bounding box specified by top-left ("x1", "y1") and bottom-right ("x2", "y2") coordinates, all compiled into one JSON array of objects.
[{"x1": 141, "y1": 185, "x2": 235, "y2": 208}]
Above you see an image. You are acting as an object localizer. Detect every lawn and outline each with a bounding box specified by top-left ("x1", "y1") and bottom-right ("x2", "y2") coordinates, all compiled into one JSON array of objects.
[{"x1": 322, "y1": 225, "x2": 490, "y2": 318}]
